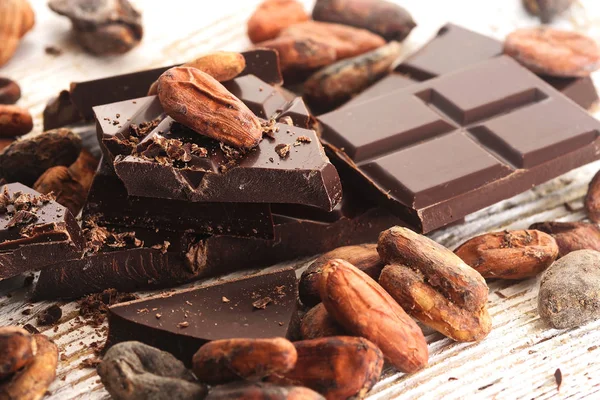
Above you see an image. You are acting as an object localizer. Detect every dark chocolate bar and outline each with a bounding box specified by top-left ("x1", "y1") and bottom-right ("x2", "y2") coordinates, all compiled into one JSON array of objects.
[
  {"x1": 95, "y1": 94, "x2": 341, "y2": 210},
  {"x1": 347, "y1": 24, "x2": 598, "y2": 110},
  {"x1": 33, "y1": 223, "x2": 203, "y2": 299},
  {"x1": 33, "y1": 181, "x2": 401, "y2": 299},
  {"x1": 0, "y1": 183, "x2": 84, "y2": 279},
  {"x1": 83, "y1": 161, "x2": 275, "y2": 239},
  {"x1": 319, "y1": 56, "x2": 600, "y2": 233},
  {"x1": 105, "y1": 268, "x2": 298, "y2": 365},
  {"x1": 51, "y1": 49, "x2": 283, "y2": 124}
]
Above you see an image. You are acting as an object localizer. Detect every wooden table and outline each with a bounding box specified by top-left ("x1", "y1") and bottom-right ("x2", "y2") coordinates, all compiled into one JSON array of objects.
[{"x1": 2, "y1": 0, "x2": 600, "y2": 398}]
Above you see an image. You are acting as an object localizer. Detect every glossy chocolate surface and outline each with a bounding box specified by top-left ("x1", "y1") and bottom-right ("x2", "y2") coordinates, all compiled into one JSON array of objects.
[
  {"x1": 0, "y1": 183, "x2": 84, "y2": 279},
  {"x1": 106, "y1": 268, "x2": 298, "y2": 364},
  {"x1": 95, "y1": 91, "x2": 341, "y2": 209},
  {"x1": 320, "y1": 56, "x2": 600, "y2": 232},
  {"x1": 83, "y1": 161, "x2": 275, "y2": 238}
]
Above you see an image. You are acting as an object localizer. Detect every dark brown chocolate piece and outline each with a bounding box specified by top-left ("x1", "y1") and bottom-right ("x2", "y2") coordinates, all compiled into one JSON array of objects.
[
  {"x1": 33, "y1": 223, "x2": 203, "y2": 299},
  {"x1": 0, "y1": 183, "x2": 84, "y2": 279},
  {"x1": 347, "y1": 23, "x2": 598, "y2": 110},
  {"x1": 95, "y1": 95, "x2": 340, "y2": 209},
  {"x1": 319, "y1": 56, "x2": 600, "y2": 232},
  {"x1": 105, "y1": 268, "x2": 298, "y2": 364},
  {"x1": 32, "y1": 180, "x2": 402, "y2": 299},
  {"x1": 66, "y1": 49, "x2": 283, "y2": 121},
  {"x1": 43, "y1": 90, "x2": 85, "y2": 131},
  {"x1": 83, "y1": 160, "x2": 275, "y2": 238}
]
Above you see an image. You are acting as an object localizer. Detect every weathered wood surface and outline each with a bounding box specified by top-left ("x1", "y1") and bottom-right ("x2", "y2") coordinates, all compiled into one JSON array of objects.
[{"x1": 1, "y1": 0, "x2": 600, "y2": 399}]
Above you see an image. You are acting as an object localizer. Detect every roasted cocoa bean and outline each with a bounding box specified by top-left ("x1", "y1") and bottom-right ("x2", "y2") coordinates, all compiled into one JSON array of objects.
[
  {"x1": 192, "y1": 338, "x2": 297, "y2": 385},
  {"x1": 300, "y1": 303, "x2": 346, "y2": 340},
  {"x1": 586, "y1": 169, "x2": 600, "y2": 223},
  {"x1": 504, "y1": 27, "x2": 600, "y2": 77},
  {"x1": 318, "y1": 259, "x2": 428, "y2": 372},
  {"x1": 455, "y1": 230, "x2": 559, "y2": 279},
  {"x1": 0, "y1": 327, "x2": 36, "y2": 380},
  {"x1": 257, "y1": 37, "x2": 336, "y2": 72},
  {"x1": 0, "y1": 105, "x2": 33, "y2": 138},
  {"x1": 268, "y1": 336, "x2": 383, "y2": 399},
  {"x1": 312, "y1": 0, "x2": 416, "y2": 42},
  {"x1": 206, "y1": 382, "x2": 325, "y2": 400},
  {"x1": 523, "y1": 0, "x2": 575, "y2": 23},
  {"x1": 33, "y1": 166, "x2": 86, "y2": 215},
  {"x1": 0, "y1": 78, "x2": 21, "y2": 105},
  {"x1": 247, "y1": 0, "x2": 309, "y2": 43},
  {"x1": 299, "y1": 243, "x2": 383, "y2": 307},
  {"x1": 529, "y1": 221, "x2": 600, "y2": 258},
  {"x1": 68, "y1": 148, "x2": 99, "y2": 194}
]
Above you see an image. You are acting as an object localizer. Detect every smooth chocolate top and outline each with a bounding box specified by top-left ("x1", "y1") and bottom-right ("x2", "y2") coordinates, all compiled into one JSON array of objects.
[
  {"x1": 319, "y1": 56, "x2": 600, "y2": 232},
  {"x1": 94, "y1": 81, "x2": 341, "y2": 209},
  {"x1": 108, "y1": 267, "x2": 297, "y2": 343}
]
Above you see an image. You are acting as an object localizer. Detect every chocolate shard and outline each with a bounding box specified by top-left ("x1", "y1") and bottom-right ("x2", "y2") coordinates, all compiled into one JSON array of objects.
[
  {"x1": 83, "y1": 160, "x2": 275, "y2": 239},
  {"x1": 0, "y1": 183, "x2": 84, "y2": 279},
  {"x1": 32, "y1": 180, "x2": 402, "y2": 299},
  {"x1": 95, "y1": 94, "x2": 341, "y2": 210},
  {"x1": 43, "y1": 90, "x2": 85, "y2": 131},
  {"x1": 67, "y1": 49, "x2": 283, "y2": 121},
  {"x1": 319, "y1": 56, "x2": 600, "y2": 233},
  {"x1": 33, "y1": 223, "x2": 203, "y2": 300},
  {"x1": 105, "y1": 268, "x2": 298, "y2": 365}
]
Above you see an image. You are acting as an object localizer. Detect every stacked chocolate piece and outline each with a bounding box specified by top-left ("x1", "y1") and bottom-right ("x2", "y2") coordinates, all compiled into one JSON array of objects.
[{"x1": 33, "y1": 50, "x2": 402, "y2": 300}]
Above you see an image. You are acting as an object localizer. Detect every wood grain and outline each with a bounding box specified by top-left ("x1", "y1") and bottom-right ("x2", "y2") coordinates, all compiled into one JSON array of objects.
[{"x1": 1, "y1": 0, "x2": 600, "y2": 399}]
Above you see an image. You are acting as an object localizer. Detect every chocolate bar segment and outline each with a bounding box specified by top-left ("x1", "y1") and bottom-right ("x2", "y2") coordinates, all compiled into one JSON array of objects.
[
  {"x1": 0, "y1": 183, "x2": 84, "y2": 279},
  {"x1": 83, "y1": 161, "x2": 275, "y2": 238},
  {"x1": 106, "y1": 268, "x2": 298, "y2": 364},
  {"x1": 33, "y1": 224, "x2": 202, "y2": 299},
  {"x1": 320, "y1": 56, "x2": 600, "y2": 232},
  {"x1": 95, "y1": 96, "x2": 341, "y2": 210},
  {"x1": 347, "y1": 23, "x2": 598, "y2": 110}
]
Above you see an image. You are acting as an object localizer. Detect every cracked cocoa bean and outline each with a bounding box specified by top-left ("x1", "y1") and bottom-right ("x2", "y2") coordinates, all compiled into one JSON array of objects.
[
  {"x1": 0, "y1": 128, "x2": 82, "y2": 185},
  {"x1": 192, "y1": 338, "x2": 297, "y2": 385},
  {"x1": 33, "y1": 166, "x2": 86, "y2": 215},
  {"x1": 529, "y1": 221, "x2": 600, "y2": 258},
  {"x1": 0, "y1": 78, "x2": 21, "y2": 105},
  {"x1": 267, "y1": 336, "x2": 383, "y2": 399},
  {"x1": 312, "y1": 0, "x2": 416, "y2": 42},
  {"x1": 539, "y1": 250, "x2": 600, "y2": 329},
  {"x1": 299, "y1": 243, "x2": 384, "y2": 307},
  {"x1": 48, "y1": 0, "x2": 143, "y2": 55},
  {"x1": 98, "y1": 341, "x2": 207, "y2": 400},
  {"x1": 0, "y1": 334, "x2": 58, "y2": 400},
  {"x1": 455, "y1": 230, "x2": 559, "y2": 279},
  {"x1": 0, "y1": 327, "x2": 36, "y2": 381}
]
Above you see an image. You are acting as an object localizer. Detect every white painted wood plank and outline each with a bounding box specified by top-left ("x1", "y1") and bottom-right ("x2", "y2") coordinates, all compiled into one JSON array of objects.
[{"x1": 2, "y1": 0, "x2": 600, "y2": 399}]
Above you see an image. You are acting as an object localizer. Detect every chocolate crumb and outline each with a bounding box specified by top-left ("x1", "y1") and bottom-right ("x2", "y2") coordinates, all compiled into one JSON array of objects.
[
  {"x1": 222, "y1": 296, "x2": 230, "y2": 303},
  {"x1": 23, "y1": 274, "x2": 35, "y2": 287},
  {"x1": 155, "y1": 313, "x2": 162, "y2": 319},
  {"x1": 177, "y1": 321, "x2": 189, "y2": 329},
  {"x1": 252, "y1": 297, "x2": 272, "y2": 310},
  {"x1": 80, "y1": 357, "x2": 101, "y2": 369},
  {"x1": 45, "y1": 45, "x2": 63, "y2": 56},
  {"x1": 78, "y1": 289, "x2": 138, "y2": 327},
  {"x1": 448, "y1": 377, "x2": 458, "y2": 381},
  {"x1": 588, "y1": 346, "x2": 598, "y2": 351},
  {"x1": 278, "y1": 116, "x2": 294, "y2": 126},
  {"x1": 37, "y1": 304, "x2": 63, "y2": 325},
  {"x1": 555, "y1": 368, "x2": 562, "y2": 391},
  {"x1": 22, "y1": 324, "x2": 39, "y2": 334},
  {"x1": 21, "y1": 309, "x2": 32, "y2": 315},
  {"x1": 275, "y1": 144, "x2": 291, "y2": 159}
]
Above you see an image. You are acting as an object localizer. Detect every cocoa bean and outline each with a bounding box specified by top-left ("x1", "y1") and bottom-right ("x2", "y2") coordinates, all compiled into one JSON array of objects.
[
  {"x1": 0, "y1": 334, "x2": 58, "y2": 400},
  {"x1": 68, "y1": 148, "x2": 99, "y2": 193},
  {"x1": 98, "y1": 341, "x2": 207, "y2": 400},
  {"x1": 504, "y1": 27, "x2": 600, "y2": 77},
  {"x1": 42, "y1": 90, "x2": 84, "y2": 131},
  {"x1": 0, "y1": 105, "x2": 33, "y2": 138},
  {"x1": 257, "y1": 37, "x2": 336, "y2": 72},
  {"x1": 312, "y1": 0, "x2": 416, "y2": 42},
  {"x1": 279, "y1": 21, "x2": 385, "y2": 61},
  {"x1": 48, "y1": 0, "x2": 143, "y2": 55},
  {"x1": 0, "y1": 78, "x2": 21, "y2": 105},
  {"x1": 538, "y1": 250, "x2": 600, "y2": 329},
  {"x1": 0, "y1": 327, "x2": 36, "y2": 380},
  {"x1": 529, "y1": 221, "x2": 600, "y2": 258},
  {"x1": 299, "y1": 243, "x2": 383, "y2": 307},
  {"x1": 304, "y1": 41, "x2": 402, "y2": 109},
  {"x1": 157, "y1": 67, "x2": 263, "y2": 149},
  {"x1": 0, "y1": 128, "x2": 82, "y2": 185},
  {"x1": 455, "y1": 230, "x2": 559, "y2": 279},
  {"x1": 206, "y1": 382, "x2": 325, "y2": 400},
  {"x1": 192, "y1": 338, "x2": 297, "y2": 385},
  {"x1": 300, "y1": 303, "x2": 346, "y2": 340},
  {"x1": 318, "y1": 259, "x2": 428, "y2": 372},
  {"x1": 247, "y1": 0, "x2": 309, "y2": 43},
  {"x1": 586, "y1": 169, "x2": 600, "y2": 223},
  {"x1": 523, "y1": 0, "x2": 575, "y2": 23},
  {"x1": 33, "y1": 166, "x2": 86, "y2": 215},
  {"x1": 268, "y1": 336, "x2": 383, "y2": 399}
]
